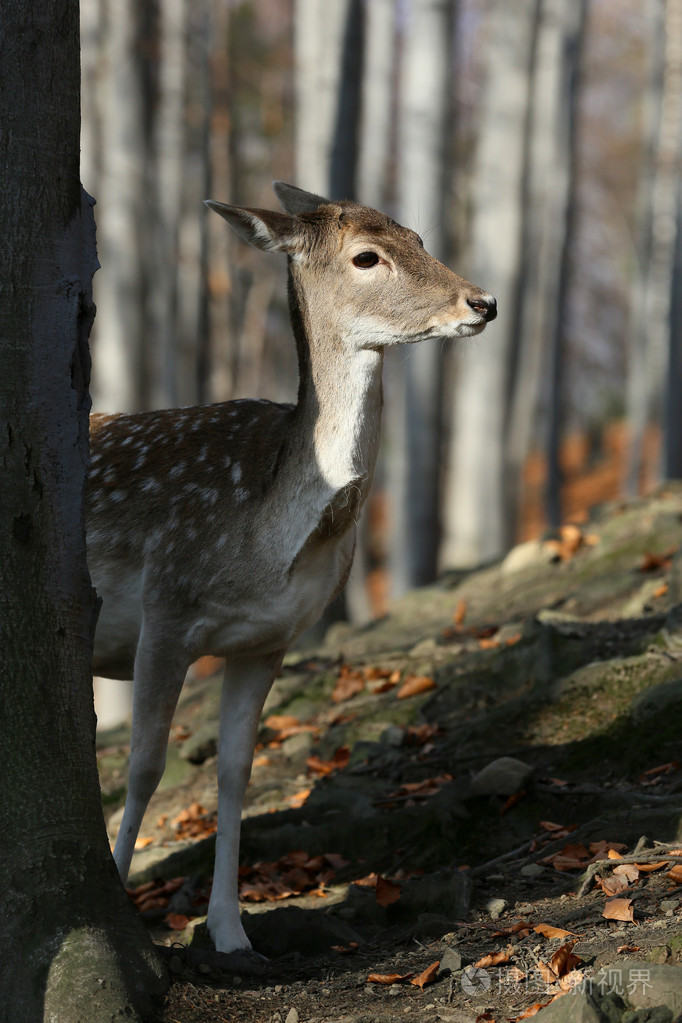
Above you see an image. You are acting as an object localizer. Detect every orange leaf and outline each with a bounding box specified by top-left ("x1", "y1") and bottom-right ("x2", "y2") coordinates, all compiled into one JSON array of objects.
[
  {"x1": 596, "y1": 874, "x2": 629, "y2": 896},
  {"x1": 668, "y1": 864, "x2": 682, "y2": 884},
  {"x1": 454, "y1": 600, "x2": 467, "y2": 625},
  {"x1": 288, "y1": 788, "x2": 311, "y2": 808},
  {"x1": 475, "y1": 947, "x2": 511, "y2": 968},
  {"x1": 375, "y1": 875, "x2": 402, "y2": 907},
  {"x1": 332, "y1": 666, "x2": 365, "y2": 703},
  {"x1": 397, "y1": 675, "x2": 436, "y2": 699},
  {"x1": 367, "y1": 973, "x2": 412, "y2": 985},
  {"x1": 607, "y1": 848, "x2": 624, "y2": 860},
  {"x1": 134, "y1": 836, "x2": 153, "y2": 850},
  {"x1": 549, "y1": 942, "x2": 582, "y2": 978},
  {"x1": 264, "y1": 713, "x2": 301, "y2": 731},
  {"x1": 533, "y1": 923, "x2": 579, "y2": 940},
  {"x1": 602, "y1": 898, "x2": 634, "y2": 922},
  {"x1": 613, "y1": 863, "x2": 640, "y2": 882},
  {"x1": 165, "y1": 913, "x2": 190, "y2": 931},
  {"x1": 634, "y1": 861, "x2": 668, "y2": 872},
  {"x1": 513, "y1": 1002, "x2": 551, "y2": 1019},
  {"x1": 617, "y1": 944, "x2": 641, "y2": 954},
  {"x1": 411, "y1": 961, "x2": 440, "y2": 989}
]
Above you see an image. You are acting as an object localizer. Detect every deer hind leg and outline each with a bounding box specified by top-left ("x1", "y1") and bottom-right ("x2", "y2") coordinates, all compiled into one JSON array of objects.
[
  {"x1": 207, "y1": 649, "x2": 284, "y2": 953},
  {"x1": 112, "y1": 621, "x2": 189, "y2": 883}
]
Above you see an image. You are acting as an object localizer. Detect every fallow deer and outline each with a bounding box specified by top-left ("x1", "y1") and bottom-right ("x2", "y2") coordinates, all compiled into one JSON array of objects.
[{"x1": 87, "y1": 182, "x2": 496, "y2": 954}]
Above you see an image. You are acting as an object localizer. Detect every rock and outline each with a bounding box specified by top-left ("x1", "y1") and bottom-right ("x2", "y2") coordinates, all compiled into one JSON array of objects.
[
  {"x1": 381, "y1": 725, "x2": 405, "y2": 747},
  {"x1": 281, "y1": 731, "x2": 315, "y2": 761},
  {"x1": 486, "y1": 898, "x2": 507, "y2": 920},
  {"x1": 630, "y1": 679, "x2": 682, "y2": 722},
  {"x1": 520, "y1": 863, "x2": 545, "y2": 878},
  {"x1": 285, "y1": 1009, "x2": 299, "y2": 1023},
  {"x1": 439, "y1": 948, "x2": 463, "y2": 974},
  {"x1": 471, "y1": 757, "x2": 534, "y2": 797},
  {"x1": 660, "y1": 899, "x2": 679, "y2": 913},
  {"x1": 648, "y1": 946, "x2": 670, "y2": 964},
  {"x1": 533, "y1": 990, "x2": 622, "y2": 1022},
  {"x1": 180, "y1": 720, "x2": 219, "y2": 764},
  {"x1": 501, "y1": 540, "x2": 553, "y2": 575},
  {"x1": 623, "y1": 963, "x2": 682, "y2": 1013}
]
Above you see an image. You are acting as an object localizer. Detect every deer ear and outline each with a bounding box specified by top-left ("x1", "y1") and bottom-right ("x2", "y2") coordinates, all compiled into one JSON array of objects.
[
  {"x1": 273, "y1": 181, "x2": 330, "y2": 216},
  {"x1": 205, "y1": 200, "x2": 302, "y2": 254}
]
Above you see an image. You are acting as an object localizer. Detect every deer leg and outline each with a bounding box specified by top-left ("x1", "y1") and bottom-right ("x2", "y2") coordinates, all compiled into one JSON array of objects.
[
  {"x1": 112, "y1": 624, "x2": 189, "y2": 883},
  {"x1": 207, "y1": 649, "x2": 284, "y2": 953}
]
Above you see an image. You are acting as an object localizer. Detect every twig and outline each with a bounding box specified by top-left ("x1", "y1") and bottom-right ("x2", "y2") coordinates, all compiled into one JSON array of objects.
[{"x1": 467, "y1": 840, "x2": 536, "y2": 878}]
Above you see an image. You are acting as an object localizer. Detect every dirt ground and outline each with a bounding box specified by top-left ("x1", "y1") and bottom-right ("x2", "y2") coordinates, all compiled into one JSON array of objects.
[{"x1": 96, "y1": 485, "x2": 682, "y2": 1022}]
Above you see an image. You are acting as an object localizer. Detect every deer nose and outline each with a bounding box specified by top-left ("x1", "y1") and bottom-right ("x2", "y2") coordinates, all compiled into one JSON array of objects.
[{"x1": 467, "y1": 295, "x2": 497, "y2": 322}]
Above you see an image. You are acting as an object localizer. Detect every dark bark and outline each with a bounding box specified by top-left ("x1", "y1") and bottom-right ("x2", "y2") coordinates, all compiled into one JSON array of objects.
[{"x1": 0, "y1": 2, "x2": 166, "y2": 1019}]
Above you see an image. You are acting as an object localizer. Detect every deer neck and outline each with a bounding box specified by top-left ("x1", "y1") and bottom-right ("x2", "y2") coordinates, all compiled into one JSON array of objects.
[{"x1": 287, "y1": 263, "x2": 384, "y2": 499}]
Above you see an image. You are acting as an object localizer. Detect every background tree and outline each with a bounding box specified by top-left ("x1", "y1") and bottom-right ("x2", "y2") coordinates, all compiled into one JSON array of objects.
[{"x1": 0, "y1": 2, "x2": 166, "y2": 1017}]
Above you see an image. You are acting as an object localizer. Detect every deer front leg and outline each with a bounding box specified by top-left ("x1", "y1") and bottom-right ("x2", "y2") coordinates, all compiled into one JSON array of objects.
[
  {"x1": 112, "y1": 623, "x2": 189, "y2": 883},
  {"x1": 207, "y1": 649, "x2": 284, "y2": 953}
]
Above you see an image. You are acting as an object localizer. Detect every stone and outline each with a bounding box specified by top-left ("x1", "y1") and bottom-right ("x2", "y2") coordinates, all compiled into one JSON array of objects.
[
  {"x1": 501, "y1": 540, "x2": 553, "y2": 575},
  {"x1": 285, "y1": 1009, "x2": 299, "y2": 1023},
  {"x1": 486, "y1": 898, "x2": 507, "y2": 920},
  {"x1": 630, "y1": 679, "x2": 682, "y2": 722},
  {"x1": 471, "y1": 757, "x2": 534, "y2": 797},
  {"x1": 440, "y1": 948, "x2": 463, "y2": 974},
  {"x1": 520, "y1": 863, "x2": 545, "y2": 878},
  {"x1": 281, "y1": 731, "x2": 315, "y2": 760},
  {"x1": 622, "y1": 963, "x2": 682, "y2": 1013},
  {"x1": 180, "y1": 720, "x2": 219, "y2": 764}
]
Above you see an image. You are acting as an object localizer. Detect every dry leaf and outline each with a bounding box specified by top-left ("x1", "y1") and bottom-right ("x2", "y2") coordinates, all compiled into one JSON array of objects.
[
  {"x1": 454, "y1": 600, "x2": 467, "y2": 625},
  {"x1": 607, "y1": 848, "x2": 624, "y2": 860},
  {"x1": 367, "y1": 973, "x2": 412, "y2": 985},
  {"x1": 306, "y1": 746, "x2": 350, "y2": 777},
  {"x1": 667, "y1": 864, "x2": 682, "y2": 884},
  {"x1": 134, "y1": 836, "x2": 153, "y2": 850},
  {"x1": 397, "y1": 675, "x2": 437, "y2": 699},
  {"x1": 375, "y1": 875, "x2": 402, "y2": 907},
  {"x1": 653, "y1": 582, "x2": 669, "y2": 598},
  {"x1": 253, "y1": 754, "x2": 271, "y2": 767},
  {"x1": 613, "y1": 863, "x2": 640, "y2": 882},
  {"x1": 475, "y1": 947, "x2": 511, "y2": 968},
  {"x1": 596, "y1": 874, "x2": 630, "y2": 896},
  {"x1": 533, "y1": 923, "x2": 578, "y2": 940},
  {"x1": 617, "y1": 944, "x2": 641, "y2": 954},
  {"x1": 264, "y1": 713, "x2": 300, "y2": 731},
  {"x1": 558, "y1": 969, "x2": 584, "y2": 992},
  {"x1": 549, "y1": 942, "x2": 582, "y2": 978},
  {"x1": 512, "y1": 1002, "x2": 552, "y2": 1019},
  {"x1": 634, "y1": 861, "x2": 668, "y2": 873},
  {"x1": 602, "y1": 898, "x2": 634, "y2": 922},
  {"x1": 165, "y1": 913, "x2": 190, "y2": 931},
  {"x1": 411, "y1": 961, "x2": 440, "y2": 989},
  {"x1": 493, "y1": 921, "x2": 532, "y2": 938},
  {"x1": 288, "y1": 788, "x2": 311, "y2": 808},
  {"x1": 332, "y1": 667, "x2": 365, "y2": 703}
]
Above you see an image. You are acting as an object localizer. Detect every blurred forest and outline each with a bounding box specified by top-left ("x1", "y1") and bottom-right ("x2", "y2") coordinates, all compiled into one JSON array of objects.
[{"x1": 81, "y1": 0, "x2": 682, "y2": 624}]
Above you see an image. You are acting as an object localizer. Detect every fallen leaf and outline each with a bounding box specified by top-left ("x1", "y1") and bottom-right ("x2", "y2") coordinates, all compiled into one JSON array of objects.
[
  {"x1": 607, "y1": 848, "x2": 624, "y2": 860},
  {"x1": 375, "y1": 875, "x2": 402, "y2": 907},
  {"x1": 533, "y1": 923, "x2": 579, "y2": 940},
  {"x1": 264, "y1": 713, "x2": 300, "y2": 731},
  {"x1": 410, "y1": 961, "x2": 440, "y2": 989},
  {"x1": 640, "y1": 547, "x2": 677, "y2": 572},
  {"x1": 479, "y1": 636, "x2": 499, "y2": 650},
  {"x1": 367, "y1": 973, "x2": 412, "y2": 985},
  {"x1": 306, "y1": 746, "x2": 350, "y2": 777},
  {"x1": 493, "y1": 921, "x2": 532, "y2": 939},
  {"x1": 613, "y1": 863, "x2": 640, "y2": 882},
  {"x1": 512, "y1": 1003, "x2": 552, "y2": 1020},
  {"x1": 501, "y1": 790, "x2": 526, "y2": 814},
  {"x1": 558, "y1": 969, "x2": 584, "y2": 991},
  {"x1": 634, "y1": 861, "x2": 668, "y2": 873},
  {"x1": 454, "y1": 600, "x2": 467, "y2": 625},
  {"x1": 165, "y1": 913, "x2": 190, "y2": 931},
  {"x1": 549, "y1": 942, "x2": 582, "y2": 978},
  {"x1": 602, "y1": 898, "x2": 634, "y2": 922},
  {"x1": 134, "y1": 836, "x2": 154, "y2": 850},
  {"x1": 287, "y1": 788, "x2": 311, "y2": 808},
  {"x1": 253, "y1": 754, "x2": 271, "y2": 767},
  {"x1": 332, "y1": 666, "x2": 365, "y2": 703},
  {"x1": 667, "y1": 864, "x2": 682, "y2": 884},
  {"x1": 653, "y1": 582, "x2": 669, "y2": 598},
  {"x1": 331, "y1": 941, "x2": 359, "y2": 953},
  {"x1": 596, "y1": 874, "x2": 630, "y2": 896},
  {"x1": 617, "y1": 944, "x2": 641, "y2": 954},
  {"x1": 397, "y1": 675, "x2": 436, "y2": 699},
  {"x1": 475, "y1": 947, "x2": 511, "y2": 968}
]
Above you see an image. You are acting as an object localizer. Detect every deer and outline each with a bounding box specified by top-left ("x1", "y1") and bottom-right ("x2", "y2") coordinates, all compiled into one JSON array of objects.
[{"x1": 86, "y1": 182, "x2": 496, "y2": 955}]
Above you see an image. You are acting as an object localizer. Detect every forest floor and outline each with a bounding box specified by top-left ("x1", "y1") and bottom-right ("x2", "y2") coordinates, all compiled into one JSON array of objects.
[{"x1": 97, "y1": 483, "x2": 682, "y2": 1023}]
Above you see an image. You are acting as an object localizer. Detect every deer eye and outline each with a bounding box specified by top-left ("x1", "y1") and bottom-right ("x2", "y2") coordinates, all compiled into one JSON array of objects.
[{"x1": 352, "y1": 251, "x2": 379, "y2": 269}]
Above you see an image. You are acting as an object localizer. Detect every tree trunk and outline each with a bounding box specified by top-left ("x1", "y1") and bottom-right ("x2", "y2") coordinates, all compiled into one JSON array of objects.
[
  {"x1": 442, "y1": 0, "x2": 540, "y2": 569},
  {"x1": 0, "y1": 3, "x2": 166, "y2": 1019},
  {"x1": 389, "y1": 0, "x2": 453, "y2": 595}
]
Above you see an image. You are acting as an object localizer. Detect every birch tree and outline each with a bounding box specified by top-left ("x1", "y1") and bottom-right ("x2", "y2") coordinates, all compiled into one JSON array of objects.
[
  {"x1": 0, "y1": 1, "x2": 166, "y2": 1016},
  {"x1": 389, "y1": 0, "x2": 453, "y2": 593},
  {"x1": 442, "y1": 0, "x2": 540, "y2": 568}
]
